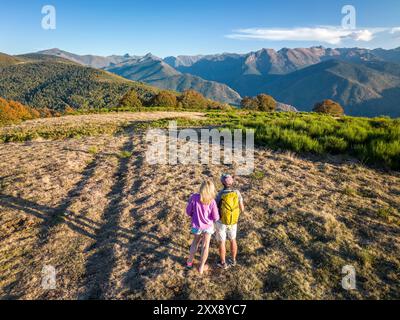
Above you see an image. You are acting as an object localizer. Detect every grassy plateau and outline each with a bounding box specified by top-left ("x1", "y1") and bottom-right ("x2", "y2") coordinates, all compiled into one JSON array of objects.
[{"x1": 0, "y1": 109, "x2": 399, "y2": 300}]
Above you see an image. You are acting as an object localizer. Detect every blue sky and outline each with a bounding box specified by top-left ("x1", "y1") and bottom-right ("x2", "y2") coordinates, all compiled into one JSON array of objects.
[{"x1": 1, "y1": 0, "x2": 400, "y2": 57}]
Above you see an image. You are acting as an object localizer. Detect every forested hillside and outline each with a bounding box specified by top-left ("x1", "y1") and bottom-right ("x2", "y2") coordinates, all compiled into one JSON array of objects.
[{"x1": 0, "y1": 54, "x2": 158, "y2": 111}]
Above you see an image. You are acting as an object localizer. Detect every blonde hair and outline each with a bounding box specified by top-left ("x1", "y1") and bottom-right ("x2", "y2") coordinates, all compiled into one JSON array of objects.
[{"x1": 200, "y1": 180, "x2": 216, "y2": 205}]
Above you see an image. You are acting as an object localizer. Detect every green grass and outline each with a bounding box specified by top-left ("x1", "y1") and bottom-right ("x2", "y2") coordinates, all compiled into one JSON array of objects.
[
  {"x1": 377, "y1": 206, "x2": 399, "y2": 224},
  {"x1": 159, "y1": 111, "x2": 400, "y2": 170},
  {"x1": 357, "y1": 248, "x2": 375, "y2": 268},
  {"x1": 118, "y1": 151, "x2": 133, "y2": 159},
  {"x1": 88, "y1": 146, "x2": 99, "y2": 155},
  {"x1": 250, "y1": 170, "x2": 266, "y2": 181},
  {"x1": 343, "y1": 186, "x2": 358, "y2": 197},
  {"x1": 187, "y1": 111, "x2": 400, "y2": 170}
]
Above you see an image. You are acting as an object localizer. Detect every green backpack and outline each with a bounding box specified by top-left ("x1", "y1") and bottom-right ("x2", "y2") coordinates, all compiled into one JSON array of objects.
[{"x1": 219, "y1": 192, "x2": 240, "y2": 226}]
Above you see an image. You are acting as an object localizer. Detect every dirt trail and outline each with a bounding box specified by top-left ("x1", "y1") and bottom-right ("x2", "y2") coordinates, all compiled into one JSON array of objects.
[{"x1": 1, "y1": 129, "x2": 399, "y2": 300}]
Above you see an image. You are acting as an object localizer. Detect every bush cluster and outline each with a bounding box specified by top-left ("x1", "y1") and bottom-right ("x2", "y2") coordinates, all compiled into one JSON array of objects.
[
  {"x1": 241, "y1": 94, "x2": 277, "y2": 112},
  {"x1": 118, "y1": 88, "x2": 231, "y2": 111},
  {"x1": 313, "y1": 100, "x2": 345, "y2": 116},
  {"x1": 0, "y1": 97, "x2": 40, "y2": 125}
]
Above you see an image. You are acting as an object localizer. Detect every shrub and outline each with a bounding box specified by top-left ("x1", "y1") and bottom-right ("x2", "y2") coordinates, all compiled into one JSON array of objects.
[
  {"x1": 241, "y1": 94, "x2": 277, "y2": 112},
  {"x1": 178, "y1": 90, "x2": 208, "y2": 109},
  {"x1": 370, "y1": 140, "x2": 400, "y2": 169},
  {"x1": 343, "y1": 186, "x2": 358, "y2": 196},
  {"x1": 37, "y1": 107, "x2": 55, "y2": 118},
  {"x1": 206, "y1": 101, "x2": 233, "y2": 111},
  {"x1": 88, "y1": 146, "x2": 99, "y2": 155},
  {"x1": 8, "y1": 100, "x2": 40, "y2": 120},
  {"x1": 337, "y1": 125, "x2": 369, "y2": 144},
  {"x1": 0, "y1": 97, "x2": 40, "y2": 125},
  {"x1": 119, "y1": 151, "x2": 133, "y2": 159},
  {"x1": 0, "y1": 97, "x2": 18, "y2": 124},
  {"x1": 151, "y1": 91, "x2": 177, "y2": 108},
  {"x1": 64, "y1": 106, "x2": 77, "y2": 115},
  {"x1": 119, "y1": 89, "x2": 143, "y2": 109},
  {"x1": 256, "y1": 94, "x2": 277, "y2": 112},
  {"x1": 376, "y1": 207, "x2": 398, "y2": 224},
  {"x1": 307, "y1": 121, "x2": 336, "y2": 137},
  {"x1": 241, "y1": 97, "x2": 258, "y2": 110},
  {"x1": 319, "y1": 136, "x2": 348, "y2": 154},
  {"x1": 313, "y1": 100, "x2": 344, "y2": 116},
  {"x1": 280, "y1": 129, "x2": 322, "y2": 153}
]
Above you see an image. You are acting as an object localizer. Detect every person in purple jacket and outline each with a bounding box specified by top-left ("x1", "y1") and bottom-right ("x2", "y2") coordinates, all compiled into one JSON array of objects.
[{"x1": 186, "y1": 179, "x2": 220, "y2": 275}]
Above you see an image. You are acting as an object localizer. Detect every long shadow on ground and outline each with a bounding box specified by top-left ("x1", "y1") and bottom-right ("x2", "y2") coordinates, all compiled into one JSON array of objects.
[
  {"x1": 121, "y1": 142, "x2": 187, "y2": 299},
  {"x1": 78, "y1": 135, "x2": 135, "y2": 299}
]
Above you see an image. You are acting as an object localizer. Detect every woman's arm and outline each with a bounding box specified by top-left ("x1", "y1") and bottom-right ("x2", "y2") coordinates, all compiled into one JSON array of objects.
[
  {"x1": 186, "y1": 195, "x2": 194, "y2": 217},
  {"x1": 210, "y1": 200, "x2": 220, "y2": 222}
]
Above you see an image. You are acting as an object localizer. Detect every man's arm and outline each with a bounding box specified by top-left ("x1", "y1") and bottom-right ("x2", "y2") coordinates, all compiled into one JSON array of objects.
[
  {"x1": 239, "y1": 200, "x2": 245, "y2": 214},
  {"x1": 237, "y1": 191, "x2": 245, "y2": 213}
]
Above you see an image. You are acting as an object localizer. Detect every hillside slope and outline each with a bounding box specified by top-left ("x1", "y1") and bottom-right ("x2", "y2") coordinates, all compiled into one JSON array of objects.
[
  {"x1": 0, "y1": 53, "x2": 22, "y2": 68},
  {"x1": 37, "y1": 50, "x2": 242, "y2": 105},
  {"x1": 262, "y1": 60, "x2": 400, "y2": 117},
  {"x1": 37, "y1": 48, "x2": 134, "y2": 69},
  {"x1": 105, "y1": 55, "x2": 242, "y2": 105},
  {"x1": 0, "y1": 54, "x2": 157, "y2": 110}
]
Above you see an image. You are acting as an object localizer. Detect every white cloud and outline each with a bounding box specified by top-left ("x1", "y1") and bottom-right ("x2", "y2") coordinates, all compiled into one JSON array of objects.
[
  {"x1": 390, "y1": 27, "x2": 400, "y2": 35},
  {"x1": 226, "y1": 26, "x2": 382, "y2": 44}
]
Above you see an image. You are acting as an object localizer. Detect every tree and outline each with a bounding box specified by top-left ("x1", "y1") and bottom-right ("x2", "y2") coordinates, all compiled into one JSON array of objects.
[
  {"x1": 178, "y1": 90, "x2": 207, "y2": 109},
  {"x1": 313, "y1": 99, "x2": 344, "y2": 116},
  {"x1": 38, "y1": 107, "x2": 57, "y2": 118},
  {"x1": 0, "y1": 97, "x2": 40, "y2": 125},
  {"x1": 207, "y1": 101, "x2": 233, "y2": 111},
  {"x1": 151, "y1": 91, "x2": 177, "y2": 108},
  {"x1": 0, "y1": 97, "x2": 18, "y2": 124},
  {"x1": 256, "y1": 94, "x2": 277, "y2": 112},
  {"x1": 119, "y1": 89, "x2": 143, "y2": 109},
  {"x1": 63, "y1": 106, "x2": 77, "y2": 115},
  {"x1": 241, "y1": 97, "x2": 258, "y2": 110},
  {"x1": 241, "y1": 94, "x2": 277, "y2": 112}
]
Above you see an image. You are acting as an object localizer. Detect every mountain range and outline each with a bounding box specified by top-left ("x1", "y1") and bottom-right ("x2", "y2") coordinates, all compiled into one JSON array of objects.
[
  {"x1": 0, "y1": 51, "x2": 294, "y2": 112},
  {"x1": 37, "y1": 47, "x2": 400, "y2": 117},
  {"x1": 1, "y1": 47, "x2": 400, "y2": 117},
  {"x1": 164, "y1": 47, "x2": 400, "y2": 117},
  {"x1": 38, "y1": 49, "x2": 242, "y2": 105}
]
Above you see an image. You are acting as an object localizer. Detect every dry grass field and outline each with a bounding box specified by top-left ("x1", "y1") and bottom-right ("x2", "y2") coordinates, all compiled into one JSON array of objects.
[{"x1": 0, "y1": 112, "x2": 399, "y2": 300}]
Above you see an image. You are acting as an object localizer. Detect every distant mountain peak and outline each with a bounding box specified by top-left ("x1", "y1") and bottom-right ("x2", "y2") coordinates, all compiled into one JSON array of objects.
[{"x1": 142, "y1": 53, "x2": 161, "y2": 61}]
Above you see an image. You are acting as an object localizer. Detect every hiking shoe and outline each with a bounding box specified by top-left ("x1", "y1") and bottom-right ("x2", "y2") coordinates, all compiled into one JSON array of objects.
[
  {"x1": 228, "y1": 258, "x2": 237, "y2": 267},
  {"x1": 186, "y1": 262, "x2": 194, "y2": 270},
  {"x1": 217, "y1": 262, "x2": 229, "y2": 270}
]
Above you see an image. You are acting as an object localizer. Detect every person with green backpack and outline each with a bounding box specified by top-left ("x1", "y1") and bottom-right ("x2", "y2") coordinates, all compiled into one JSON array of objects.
[{"x1": 216, "y1": 174, "x2": 245, "y2": 269}]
